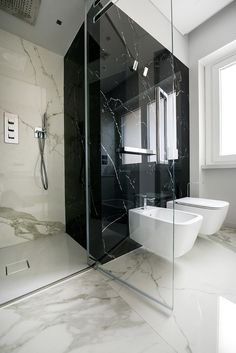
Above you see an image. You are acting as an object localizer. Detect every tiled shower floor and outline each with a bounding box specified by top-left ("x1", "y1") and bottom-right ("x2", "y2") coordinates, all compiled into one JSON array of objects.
[
  {"x1": 0, "y1": 270, "x2": 164, "y2": 353},
  {"x1": 0, "y1": 233, "x2": 88, "y2": 305},
  {"x1": 1, "y1": 228, "x2": 236, "y2": 353}
]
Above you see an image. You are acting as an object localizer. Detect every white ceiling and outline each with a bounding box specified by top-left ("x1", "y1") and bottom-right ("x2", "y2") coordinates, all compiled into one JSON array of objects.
[
  {"x1": 0, "y1": 0, "x2": 85, "y2": 55},
  {"x1": 0, "y1": 0, "x2": 234, "y2": 55},
  {"x1": 151, "y1": 0, "x2": 235, "y2": 35}
]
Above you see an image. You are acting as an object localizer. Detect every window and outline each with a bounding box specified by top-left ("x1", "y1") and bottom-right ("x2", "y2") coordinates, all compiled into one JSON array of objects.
[
  {"x1": 219, "y1": 62, "x2": 236, "y2": 156},
  {"x1": 205, "y1": 53, "x2": 236, "y2": 165}
]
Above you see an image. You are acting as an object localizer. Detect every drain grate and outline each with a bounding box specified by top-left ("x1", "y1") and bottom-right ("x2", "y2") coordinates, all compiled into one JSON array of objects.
[{"x1": 5, "y1": 259, "x2": 30, "y2": 276}]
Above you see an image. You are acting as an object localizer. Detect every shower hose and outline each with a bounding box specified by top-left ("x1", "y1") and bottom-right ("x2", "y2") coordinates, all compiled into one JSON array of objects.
[{"x1": 38, "y1": 114, "x2": 48, "y2": 190}]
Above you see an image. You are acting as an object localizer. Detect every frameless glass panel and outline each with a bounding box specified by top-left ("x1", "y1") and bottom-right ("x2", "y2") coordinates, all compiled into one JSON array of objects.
[{"x1": 85, "y1": 0, "x2": 177, "y2": 309}]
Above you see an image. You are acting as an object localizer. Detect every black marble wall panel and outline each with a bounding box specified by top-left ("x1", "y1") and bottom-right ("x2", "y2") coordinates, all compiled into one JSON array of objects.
[
  {"x1": 64, "y1": 26, "x2": 87, "y2": 248},
  {"x1": 64, "y1": 4, "x2": 189, "y2": 261}
]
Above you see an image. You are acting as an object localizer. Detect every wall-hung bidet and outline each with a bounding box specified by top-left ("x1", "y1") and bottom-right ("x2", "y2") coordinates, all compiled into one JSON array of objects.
[
  {"x1": 167, "y1": 197, "x2": 229, "y2": 235},
  {"x1": 129, "y1": 206, "x2": 203, "y2": 258}
]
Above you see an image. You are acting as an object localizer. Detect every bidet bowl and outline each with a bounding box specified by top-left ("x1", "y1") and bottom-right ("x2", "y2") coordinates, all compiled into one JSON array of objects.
[{"x1": 129, "y1": 206, "x2": 203, "y2": 259}]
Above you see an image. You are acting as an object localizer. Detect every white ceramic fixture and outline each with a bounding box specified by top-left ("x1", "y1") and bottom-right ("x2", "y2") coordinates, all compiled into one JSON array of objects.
[
  {"x1": 129, "y1": 206, "x2": 203, "y2": 258},
  {"x1": 167, "y1": 197, "x2": 229, "y2": 235}
]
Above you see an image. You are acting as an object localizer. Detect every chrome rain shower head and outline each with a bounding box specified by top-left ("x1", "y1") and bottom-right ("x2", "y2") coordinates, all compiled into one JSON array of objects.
[{"x1": 0, "y1": 0, "x2": 41, "y2": 25}]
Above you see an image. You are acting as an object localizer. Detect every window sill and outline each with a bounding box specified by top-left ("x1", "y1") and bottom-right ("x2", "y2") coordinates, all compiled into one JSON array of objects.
[{"x1": 202, "y1": 164, "x2": 236, "y2": 170}]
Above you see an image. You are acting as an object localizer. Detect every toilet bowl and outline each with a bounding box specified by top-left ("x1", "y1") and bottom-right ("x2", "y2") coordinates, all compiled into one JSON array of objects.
[{"x1": 167, "y1": 197, "x2": 229, "y2": 235}]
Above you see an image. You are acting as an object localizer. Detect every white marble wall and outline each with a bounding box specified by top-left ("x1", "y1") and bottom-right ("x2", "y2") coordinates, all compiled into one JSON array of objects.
[{"x1": 0, "y1": 28, "x2": 65, "y2": 248}]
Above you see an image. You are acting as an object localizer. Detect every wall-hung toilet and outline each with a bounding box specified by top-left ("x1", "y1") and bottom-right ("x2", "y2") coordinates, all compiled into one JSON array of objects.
[{"x1": 167, "y1": 197, "x2": 229, "y2": 235}]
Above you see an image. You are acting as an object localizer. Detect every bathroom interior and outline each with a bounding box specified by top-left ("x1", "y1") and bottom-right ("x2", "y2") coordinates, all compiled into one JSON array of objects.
[{"x1": 0, "y1": 0, "x2": 236, "y2": 352}]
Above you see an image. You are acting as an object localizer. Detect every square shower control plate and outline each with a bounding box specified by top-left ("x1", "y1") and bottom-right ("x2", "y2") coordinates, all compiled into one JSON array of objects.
[{"x1": 4, "y1": 112, "x2": 19, "y2": 144}]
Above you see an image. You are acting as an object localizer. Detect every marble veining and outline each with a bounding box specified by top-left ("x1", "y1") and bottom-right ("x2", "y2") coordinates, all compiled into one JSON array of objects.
[
  {"x1": 87, "y1": 4, "x2": 189, "y2": 261},
  {"x1": 1, "y1": 228, "x2": 236, "y2": 352},
  {"x1": 207, "y1": 226, "x2": 236, "y2": 252},
  {"x1": 101, "y1": 144, "x2": 123, "y2": 193},
  {"x1": 0, "y1": 28, "x2": 65, "y2": 247},
  {"x1": 102, "y1": 246, "x2": 173, "y2": 307},
  {"x1": 0, "y1": 207, "x2": 64, "y2": 249},
  {"x1": 102, "y1": 228, "x2": 236, "y2": 353},
  {"x1": 33, "y1": 46, "x2": 63, "y2": 109},
  {"x1": 0, "y1": 270, "x2": 170, "y2": 353},
  {"x1": 20, "y1": 38, "x2": 38, "y2": 85},
  {"x1": 64, "y1": 4, "x2": 189, "y2": 255}
]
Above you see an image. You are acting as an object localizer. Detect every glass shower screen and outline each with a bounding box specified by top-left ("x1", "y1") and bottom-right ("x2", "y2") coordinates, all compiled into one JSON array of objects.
[{"x1": 85, "y1": 0, "x2": 176, "y2": 310}]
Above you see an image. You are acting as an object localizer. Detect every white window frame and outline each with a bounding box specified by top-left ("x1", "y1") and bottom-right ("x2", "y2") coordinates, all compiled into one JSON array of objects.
[{"x1": 205, "y1": 52, "x2": 236, "y2": 166}]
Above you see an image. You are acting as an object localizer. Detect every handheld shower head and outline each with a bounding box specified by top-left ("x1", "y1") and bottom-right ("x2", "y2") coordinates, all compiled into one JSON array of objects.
[
  {"x1": 35, "y1": 112, "x2": 48, "y2": 190},
  {"x1": 42, "y1": 112, "x2": 47, "y2": 132}
]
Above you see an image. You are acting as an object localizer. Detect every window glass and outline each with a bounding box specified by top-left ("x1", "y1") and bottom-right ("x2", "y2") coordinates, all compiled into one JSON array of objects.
[{"x1": 220, "y1": 62, "x2": 236, "y2": 156}]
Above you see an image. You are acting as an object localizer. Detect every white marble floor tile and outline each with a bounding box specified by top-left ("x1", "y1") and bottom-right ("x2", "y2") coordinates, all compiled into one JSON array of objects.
[
  {"x1": 208, "y1": 226, "x2": 236, "y2": 252},
  {"x1": 101, "y1": 247, "x2": 174, "y2": 308},
  {"x1": 1, "y1": 229, "x2": 236, "y2": 352},
  {"x1": 0, "y1": 233, "x2": 88, "y2": 305},
  {"x1": 0, "y1": 270, "x2": 174, "y2": 353},
  {"x1": 100, "y1": 229, "x2": 236, "y2": 353}
]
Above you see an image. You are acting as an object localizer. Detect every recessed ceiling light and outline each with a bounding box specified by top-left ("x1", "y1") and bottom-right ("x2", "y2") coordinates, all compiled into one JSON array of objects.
[{"x1": 56, "y1": 19, "x2": 62, "y2": 26}]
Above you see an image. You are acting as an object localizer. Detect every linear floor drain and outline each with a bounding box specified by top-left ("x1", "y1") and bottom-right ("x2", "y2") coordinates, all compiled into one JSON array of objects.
[{"x1": 5, "y1": 260, "x2": 30, "y2": 276}]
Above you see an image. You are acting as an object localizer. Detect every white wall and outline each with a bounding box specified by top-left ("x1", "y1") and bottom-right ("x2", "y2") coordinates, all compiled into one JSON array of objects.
[
  {"x1": 117, "y1": 0, "x2": 189, "y2": 67},
  {"x1": 0, "y1": 29, "x2": 65, "y2": 247},
  {"x1": 189, "y1": 1, "x2": 236, "y2": 227}
]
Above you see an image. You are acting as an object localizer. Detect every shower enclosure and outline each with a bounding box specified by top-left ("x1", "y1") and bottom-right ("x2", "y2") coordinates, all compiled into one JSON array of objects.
[{"x1": 85, "y1": 0, "x2": 178, "y2": 310}]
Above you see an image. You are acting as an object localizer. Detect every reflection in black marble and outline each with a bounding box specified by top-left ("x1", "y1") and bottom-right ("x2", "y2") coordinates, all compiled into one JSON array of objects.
[{"x1": 64, "y1": 4, "x2": 189, "y2": 263}]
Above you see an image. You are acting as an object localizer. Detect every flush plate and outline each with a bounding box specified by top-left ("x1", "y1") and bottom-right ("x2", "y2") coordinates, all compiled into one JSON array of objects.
[{"x1": 5, "y1": 259, "x2": 30, "y2": 276}]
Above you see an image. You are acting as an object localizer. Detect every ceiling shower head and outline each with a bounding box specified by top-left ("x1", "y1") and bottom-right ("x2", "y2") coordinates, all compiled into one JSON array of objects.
[{"x1": 0, "y1": 0, "x2": 41, "y2": 25}]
